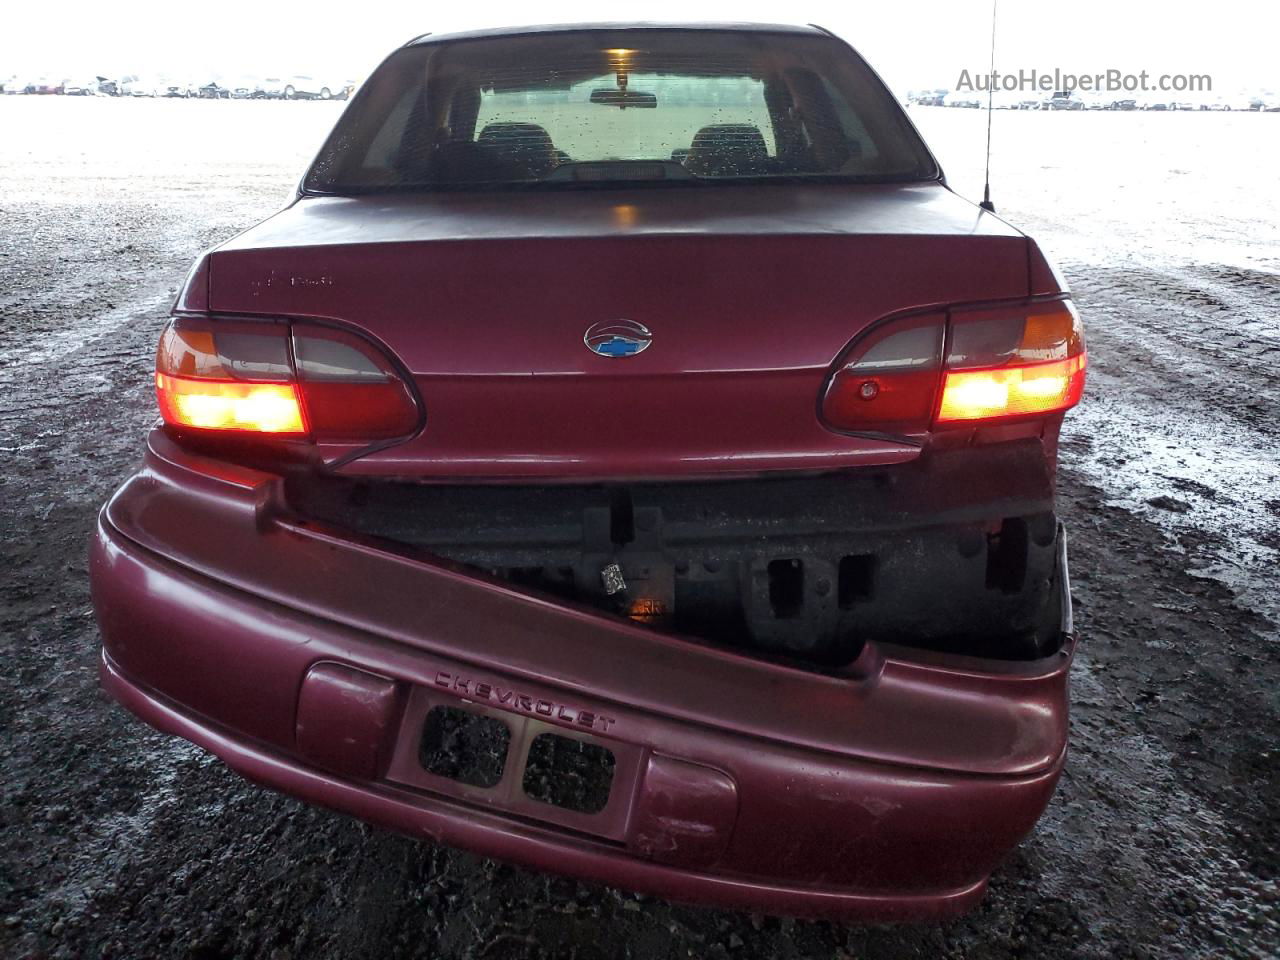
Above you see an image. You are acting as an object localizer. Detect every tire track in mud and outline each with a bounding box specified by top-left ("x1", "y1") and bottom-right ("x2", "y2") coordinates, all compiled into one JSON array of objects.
[
  {"x1": 1049, "y1": 474, "x2": 1279, "y2": 958},
  {"x1": 1072, "y1": 263, "x2": 1280, "y2": 377},
  {"x1": 2, "y1": 105, "x2": 1279, "y2": 960},
  {"x1": 1059, "y1": 254, "x2": 1280, "y2": 631},
  {"x1": 0, "y1": 290, "x2": 171, "y2": 371},
  {"x1": 1022, "y1": 244, "x2": 1280, "y2": 957}
]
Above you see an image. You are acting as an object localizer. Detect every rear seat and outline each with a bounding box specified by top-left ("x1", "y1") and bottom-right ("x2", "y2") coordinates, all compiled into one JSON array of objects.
[
  {"x1": 428, "y1": 122, "x2": 563, "y2": 182},
  {"x1": 683, "y1": 124, "x2": 771, "y2": 176}
]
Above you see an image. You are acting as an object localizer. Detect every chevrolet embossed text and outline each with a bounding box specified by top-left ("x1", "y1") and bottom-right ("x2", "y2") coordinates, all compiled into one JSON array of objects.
[{"x1": 433, "y1": 671, "x2": 617, "y2": 733}]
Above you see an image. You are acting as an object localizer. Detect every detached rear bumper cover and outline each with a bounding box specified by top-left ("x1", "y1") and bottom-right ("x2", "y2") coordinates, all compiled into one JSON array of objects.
[{"x1": 91, "y1": 432, "x2": 1074, "y2": 921}]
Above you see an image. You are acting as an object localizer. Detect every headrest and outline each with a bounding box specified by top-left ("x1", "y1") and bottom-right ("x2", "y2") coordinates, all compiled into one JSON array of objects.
[
  {"x1": 684, "y1": 124, "x2": 769, "y2": 176},
  {"x1": 477, "y1": 122, "x2": 555, "y2": 152}
]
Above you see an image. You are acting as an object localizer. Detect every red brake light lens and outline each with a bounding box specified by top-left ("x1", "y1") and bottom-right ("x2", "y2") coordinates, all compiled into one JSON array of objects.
[
  {"x1": 155, "y1": 319, "x2": 419, "y2": 442},
  {"x1": 821, "y1": 313, "x2": 945, "y2": 434},
  {"x1": 292, "y1": 327, "x2": 419, "y2": 441},
  {"x1": 937, "y1": 300, "x2": 1086, "y2": 423}
]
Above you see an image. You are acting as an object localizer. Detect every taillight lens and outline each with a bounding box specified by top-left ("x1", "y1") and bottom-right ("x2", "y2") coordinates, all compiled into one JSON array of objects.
[
  {"x1": 155, "y1": 318, "x2": 419, "y2": 442},
  {"x1": 820, "y1": 299, "x2": 1086, "y2": 435},
  {"x1": 821, "y1": 313, "x2": 945, "y2": 434},
  {"x1": 155, "y1": 375, "x2": 307, "y2": 434},
  {"x1": 292, "y1": 327, "x2": 419, "y2": 441},
  {"x1": 937, "y1": 300, "x2": 1086, "y2": 423},
  {"x1": 155, "y1": 321, "x2": 305, "y2": 435}
]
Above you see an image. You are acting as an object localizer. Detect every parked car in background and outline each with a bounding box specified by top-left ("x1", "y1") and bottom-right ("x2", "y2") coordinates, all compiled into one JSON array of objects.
[
  {"x1": 1138, "y1": 98, "x2": 1171, "y2": 111},
  {"x1": 1110, "y1": 99, "x2": 1138, "y2": 111},
  {"x1": 27, "y1": 78, "x2": 64, "y2": 94},
  {"x1": 121, "y1": 76, "x2": 159, "y2": 97},
  {"x1": 63, "y1": 79, "x2": 100, "y2": 96},
  {"x1": 198, "y1": 81, "x2": 230, "y2": 99},
  {"x1": 943, "y1": 90, "x2": 982, "y2": 108},
  {"x1": 229, "y1": 76, "x2": 259, "y2": 99},
  {"x1": 94, "y1": 22, "x2": 1086, "y2": 924},
  {"x1": 279, "y1": 75, "x2": 343, "y2": 99},
  {"x1": 162, "y1": 79, "x2": 197, "y2": 98},
  {"x1": 1043, "y1": 90, "x2": 1085, "y2": 110},
  {"x1": 256, "y1": 77, "x2": 287, "y2": 99}
]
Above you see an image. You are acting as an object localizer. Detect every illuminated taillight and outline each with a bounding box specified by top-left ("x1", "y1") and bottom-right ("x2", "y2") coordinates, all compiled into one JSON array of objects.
[
  {"x1": 936, "y1": 300, "x2": 1086, "y2": 423},
  {"x1": 155, "y1": 320, "x2": 306, "y2": 435},
  {"x1": 155, "y1": 374, "x2": 306, "y2": 434},
  {"x1": 820, "y1": 299, "x2": 1086, "y2": 437},
  {"x1": 154, "y1": 318, "x2": 419, "y2": 442},
  {"x1": 821, "y1": 313, "x2": 945, "y2": 435}
]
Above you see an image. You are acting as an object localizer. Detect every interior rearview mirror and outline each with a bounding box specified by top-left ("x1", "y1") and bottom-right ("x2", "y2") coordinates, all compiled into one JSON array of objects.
[{"x1": 589, "y1": 89, "x2": 658, "y2": 108}]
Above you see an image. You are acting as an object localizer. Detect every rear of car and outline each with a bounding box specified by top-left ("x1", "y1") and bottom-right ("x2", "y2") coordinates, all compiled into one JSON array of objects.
[
  {"x1": 257, "y1": 77, "x2": 287, "y2": 99},
  {"x1": 92, "y1": 23, "x2": 1084, "y2": 921},
  {"x1": 1044, "y1": 90, "x2": 1085, "y2": 110}
]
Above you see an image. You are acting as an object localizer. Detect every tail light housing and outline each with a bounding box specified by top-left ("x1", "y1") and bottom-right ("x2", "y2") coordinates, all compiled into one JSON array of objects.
[
  {"x1": 822, "y1": 299, "x2": 1086, "y2": 435},
  {"x1": 937, "y1": 300, "x2": 1086, "y2": 423},
  {"x1": 155, "y1": 318, "x2": 419, "y2": 444},
  {"x1": 821, "y1": 312, "x2": 945, "y2": 435}
]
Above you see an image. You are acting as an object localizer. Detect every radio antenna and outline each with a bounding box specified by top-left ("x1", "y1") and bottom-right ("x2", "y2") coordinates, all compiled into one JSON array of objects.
[{"x1": 980, "y1": 0, "x2": 998, "y2": 212}]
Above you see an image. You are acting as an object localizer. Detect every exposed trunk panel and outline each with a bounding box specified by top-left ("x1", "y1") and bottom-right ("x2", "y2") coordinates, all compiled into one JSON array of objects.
[{"x1": 287, "y1": 443, "x2": 1064, "y2": 664}]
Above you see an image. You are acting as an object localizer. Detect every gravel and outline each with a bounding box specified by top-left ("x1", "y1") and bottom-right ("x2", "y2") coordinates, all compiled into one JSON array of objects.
[{"x1": 1, "y1": 98, "x2": 1277, "y2": 960}]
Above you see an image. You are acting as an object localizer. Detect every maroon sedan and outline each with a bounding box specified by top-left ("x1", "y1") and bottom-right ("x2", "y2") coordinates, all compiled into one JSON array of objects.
[{"x1": 92, "y1": 23, "x2": 1086, "y2": 921}]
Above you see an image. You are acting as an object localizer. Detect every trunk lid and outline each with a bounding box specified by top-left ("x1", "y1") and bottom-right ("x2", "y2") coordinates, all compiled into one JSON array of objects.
[{"x1": 209, "y1": 183, "x2": 1031, "y2": 480}]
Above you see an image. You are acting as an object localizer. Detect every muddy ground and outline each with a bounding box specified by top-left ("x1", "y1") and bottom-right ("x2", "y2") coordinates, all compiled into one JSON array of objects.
[{"x1": 1, "y1": 99, "x2": 1277, "y2": 960}]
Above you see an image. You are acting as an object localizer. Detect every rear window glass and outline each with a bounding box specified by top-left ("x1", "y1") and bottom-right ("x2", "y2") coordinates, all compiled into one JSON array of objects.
[{"x1": 305, "y1": 29, "x2": 937, "y2": 192}]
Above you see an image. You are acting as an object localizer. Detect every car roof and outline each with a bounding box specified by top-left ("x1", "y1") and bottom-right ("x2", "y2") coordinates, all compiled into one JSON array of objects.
[{"x1": 405, "y1": 22, "x2": 829, "y2": 47}]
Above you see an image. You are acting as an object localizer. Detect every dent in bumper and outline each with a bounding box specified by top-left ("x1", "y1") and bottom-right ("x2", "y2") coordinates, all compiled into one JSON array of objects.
[
  {"x1": 99, "y1": 649, "x2": 1007, "y2": 922},
  {"x1": 88, "y1": 434, "x2": 1074, "y2": 920}
]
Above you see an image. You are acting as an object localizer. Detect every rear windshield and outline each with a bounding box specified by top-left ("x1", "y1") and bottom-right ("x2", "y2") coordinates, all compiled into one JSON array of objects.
[{"x1": 305, "y1": 29, "x2": 938, "y2": 193}]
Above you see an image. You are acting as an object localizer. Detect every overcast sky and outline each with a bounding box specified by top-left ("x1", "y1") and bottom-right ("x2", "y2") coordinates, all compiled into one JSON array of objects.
[{"x1": 4, "y1": 0, "x2": 1278, "y2": 94}]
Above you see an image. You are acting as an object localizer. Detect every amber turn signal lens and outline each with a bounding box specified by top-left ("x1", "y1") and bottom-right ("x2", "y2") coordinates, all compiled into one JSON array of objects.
[
  {"x1": 936, "y1": 300, "x2": 1087, "y2": 424},
  {"x1": 936, "y1": 354, "x2": 1087, "y2": 422},
  {"x1": 155, "y1": 373, "x2": 307, "y2": 435}
]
